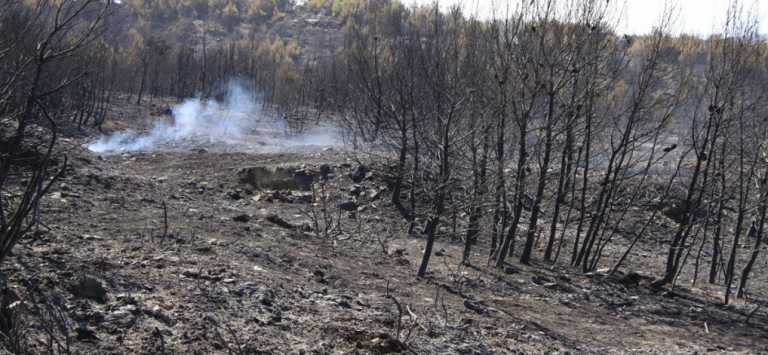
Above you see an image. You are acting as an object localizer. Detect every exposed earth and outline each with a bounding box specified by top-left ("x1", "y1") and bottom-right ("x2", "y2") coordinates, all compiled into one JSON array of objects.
[{"x1": 2, "y1": 100, "x2": 768, "y2": 354}]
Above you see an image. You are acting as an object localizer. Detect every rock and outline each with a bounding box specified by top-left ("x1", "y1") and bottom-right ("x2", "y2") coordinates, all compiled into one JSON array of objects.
[
  {"x1": 105, "y1": 305, "x2": 138, "y2": 327},
  {"x1": 531, "y1": 275, "x2": 553, "y2": 286},
  {"x1": 350, "y1": 165, "x2": 369, "y2": 183},
  {"x1": 82, "y1": 234, "x2": 103, "y2": 241},
  {"x1": 265, "y1": 214, "x2": 297, "y2": 230},
  {"x1": 227, "y1": 191, "x2": 243, "y2": 200},
  {"x1": 368, "y1": 188, "x2": 384, "y2": 201},
  {"x1": 290, "y1": 191, "x2": 313, "y2": 204},
  {"x1": 182, "y1": 269, "x2": 201, "y2": 278},
  {"x1": 293, "y1": 169, "x2": 315, "y2": 190},
  {"x1": 319, "y1": 164, "x2": 334, "y2": 180},
  {"x1": 50, "y1": 192, "x2": 65, "y2": 201},
  {"x1": 268, "y1": 313, "x2": 282, "y2": 324},
  {"x1": 71, "y1": 276, "x2": 108, "y2": 303},
  {"x1": 62, "y1": 191, "x2": 81, "y2": 199},
  {"x1": 618, "y1": 272, "x2": 643, "y2": 287},
  {"x1": 0, "y1": 288, "x2": 20, "y2": 309},
  {"x1": 350, "y1": 185, "x2": 364, "y2": 197},
  {"x1": 194, "y1": 245, "x2": 213, "y2": 253},
  {"x1": 238, "y1": 165, "x2": 314, "y2": 191},
  {"x1": 75, "y1": 325, "x2": 100, "y2": 343},
  {"x1": 256, "y1": 287, "x2": 275, "y2": 306},
  {"x1": 338, "y1": 201, "x2": 358, "y2": 212},
  {"x1": 391, "y1": 248, "x2": 407, "y2": 257},
  {"x1": 464, "y1": 299, "x2": 489, "y2": 315},
  {"x1": 357, "y1": 333, "x2": 408, "y2": 353},
  {"x1": 232, "y1": 214, "x2": 251, "y2": 223},
  {"x1": 265, "y1": 190, "x2": 313, "y2": 204},
  {"x1": 141, "y1": 197, "x2": 157, "y2": 204},
  {"x1": 312, "y1": 269, "x2": 327, "y2": 284},
  {"x1": 145, "y1": 305, "x2": 174, "y2": 325},
  {"x1": 503, "y1": 266, "x2": 519, "y2": 275}
]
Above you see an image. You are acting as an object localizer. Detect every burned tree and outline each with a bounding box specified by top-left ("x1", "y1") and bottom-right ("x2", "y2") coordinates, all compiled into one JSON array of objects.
[{"x1": 0, "y1": 0, "x2": 111, "y2": 264}]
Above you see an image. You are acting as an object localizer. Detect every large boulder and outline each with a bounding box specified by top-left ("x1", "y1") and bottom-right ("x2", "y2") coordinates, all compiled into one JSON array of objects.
[{"x1": 237, "y1": 165, "x2": 314, "y2": 191}]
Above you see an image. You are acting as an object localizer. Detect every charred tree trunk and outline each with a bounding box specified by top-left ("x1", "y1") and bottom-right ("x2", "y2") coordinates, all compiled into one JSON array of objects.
[
  {"x1": 545, "y1": 118, "x2": 574, "y2": 261},
  {"x1": 463, "y1": 122, "x2": 491, "y2": 265},
  {"x1": 496, "y1": 114, "x2": 529, "y2": 267},
  {"x1": 521, "y1": 92, "x2": 556, "y2": 264},
  {"x1": 737, "y1": 168, "x2": 768, "y2": 298}
]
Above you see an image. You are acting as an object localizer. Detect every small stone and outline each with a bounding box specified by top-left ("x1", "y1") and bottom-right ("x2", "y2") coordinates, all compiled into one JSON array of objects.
[
  {"x1": 368, "y1": 188, "x2": 384, "y2": 201},
  {"x1": 105, "y1": 306, "x2": 137, "y2": 327},
  {"x1": 338, "y1": 201, "x2": 358, "y2": 212},
  {"x1": 182, "y1": 269, "x2": 201, "y2": 278},
  {"x1": 257, "y1": 287, "x2": 275, "y2": 306},
  {"x1": 71, "y1": 276, "x2": 108, "y2": 303},
  {"x1": 195, "y1": 245, "x2": 213, "y2": 253},
  {"x1": 619, "y1": 272, "x2": 643, "y2": 287},
  {"x1": 319, "y1": 164, "x2": 334, "y2": 180},
  {"x1": 145, "y1": 305, "x2": 174, "y2": 325},
  {"x1": 531, "y1": 275, "x2": 552, "y2": 286},
  {"x1": 75, "y1": 326, "x2": 100, "y2": 343},
  {"x1": 232, "y1": 214, "x2": 251, "y2": 223},
  {"x1": 359, "y1": 334, "x2": 407, "y2": 353},
  {"x1": 390, "y1": 248, "x2": 407, "y2": 257},
  {"x1": 350, "y1": 185, "x2": 364, "y2": 196},
  {"x1": 463, "y1": 299, "x2": 488, "y2": 315},
  {"x1": 350, "y1": 165, "x2": 369, "y2": 183}
]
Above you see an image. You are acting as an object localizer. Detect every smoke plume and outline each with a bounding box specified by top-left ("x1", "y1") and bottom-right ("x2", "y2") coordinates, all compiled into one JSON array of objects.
[{"x1": 87, "y1": 83, "x2": 340, "y2": 154}]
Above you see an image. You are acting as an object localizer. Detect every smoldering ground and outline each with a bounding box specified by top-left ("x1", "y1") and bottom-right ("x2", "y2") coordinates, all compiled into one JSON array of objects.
[{"x1": 88, "y1": 83, "x2": 341, "y2": 154}]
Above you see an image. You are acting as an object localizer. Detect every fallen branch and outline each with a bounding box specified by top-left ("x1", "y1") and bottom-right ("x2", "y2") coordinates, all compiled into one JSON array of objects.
[
  {"x1": 265, "y1": 214, "x2": 297, "y2": 230},
  {"x1": 746, "y1": 305, "x2": 761, "y2": 325}
]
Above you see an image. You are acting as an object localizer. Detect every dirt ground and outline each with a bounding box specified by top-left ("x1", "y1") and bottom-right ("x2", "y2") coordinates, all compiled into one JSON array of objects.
[{"x1": 2, "y1": 100, "x2": 768, "y2": 354}]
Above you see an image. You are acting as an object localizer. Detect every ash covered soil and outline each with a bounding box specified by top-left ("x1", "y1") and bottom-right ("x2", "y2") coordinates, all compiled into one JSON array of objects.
[{"x1": 4, "y1": 102, "x2": 768, "y2": 354}]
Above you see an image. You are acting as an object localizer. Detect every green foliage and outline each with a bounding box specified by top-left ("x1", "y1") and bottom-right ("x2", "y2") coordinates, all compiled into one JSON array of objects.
[
  {"x1": 307, "y1": 0, "x2": 405, "y2": 27},
  {"x1": 122, "y1": 0, "x2": 294, "y2": 28}
]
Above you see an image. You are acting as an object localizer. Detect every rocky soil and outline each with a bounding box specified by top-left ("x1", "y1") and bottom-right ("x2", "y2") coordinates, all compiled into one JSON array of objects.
[{"x1": 1, "y1": 102, "x2": 768, "y2": 354}]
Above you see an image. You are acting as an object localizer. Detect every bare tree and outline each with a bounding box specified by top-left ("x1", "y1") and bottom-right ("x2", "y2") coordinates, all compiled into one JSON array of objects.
[{"x1": 0, "y1": 0, "x2": 110, "y2": 265}]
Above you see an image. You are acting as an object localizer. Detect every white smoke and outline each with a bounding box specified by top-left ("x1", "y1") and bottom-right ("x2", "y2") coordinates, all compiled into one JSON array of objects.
[{"x1": 87, "y1": 83, "x2": 341, "y2": 154}]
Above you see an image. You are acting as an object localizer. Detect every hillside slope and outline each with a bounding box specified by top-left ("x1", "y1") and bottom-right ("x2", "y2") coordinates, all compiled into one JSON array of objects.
[{"x1": 3, "y1": 98, "x2": 767, "y2": 354}]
